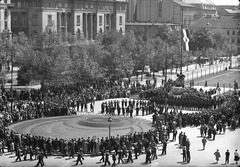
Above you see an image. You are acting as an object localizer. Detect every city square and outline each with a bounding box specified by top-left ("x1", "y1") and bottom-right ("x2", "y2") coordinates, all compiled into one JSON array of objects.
[{"x1": 0, "y1": 0, "x2": 240, "y2": 167}]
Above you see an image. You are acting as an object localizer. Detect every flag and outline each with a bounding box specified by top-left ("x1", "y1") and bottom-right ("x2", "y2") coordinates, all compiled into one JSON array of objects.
[{"x1": 182, "y1": 29, "x2": 190, "y2": 51}]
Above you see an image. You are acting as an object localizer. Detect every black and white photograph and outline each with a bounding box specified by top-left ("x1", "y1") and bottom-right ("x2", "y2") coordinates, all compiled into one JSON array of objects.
[{"x1": 0, "y1": 0, "x2": 240, "y2": 166}]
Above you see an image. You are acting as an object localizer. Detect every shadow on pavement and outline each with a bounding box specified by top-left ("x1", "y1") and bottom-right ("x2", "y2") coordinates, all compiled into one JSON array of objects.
[
  {"x1": 177, "y1": 161, "x2": 188, "y2": 165},
  {"x1": 140, "y1": 162, "x2": 148, "y2": 165}
]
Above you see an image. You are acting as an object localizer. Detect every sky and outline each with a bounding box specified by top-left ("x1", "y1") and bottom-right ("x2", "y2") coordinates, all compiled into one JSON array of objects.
[{"x1": 210, "y1": 0, "x2": 239, "y2": 5}]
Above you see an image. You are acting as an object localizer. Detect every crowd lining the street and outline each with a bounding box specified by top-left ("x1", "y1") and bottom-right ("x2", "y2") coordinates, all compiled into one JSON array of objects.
[{"x1": 0, "y1": 80, "x2": 239, "y2": 166}]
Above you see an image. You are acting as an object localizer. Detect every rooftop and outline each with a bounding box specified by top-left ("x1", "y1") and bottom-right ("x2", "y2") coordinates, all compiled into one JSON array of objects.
[
  {"x1": 183, "y1": 0, "x2": 215, "y2": 5},
  {"x1": 174, "y1": 0, "x2": 196, "y2": 8},
  {"x1": 225, "y1": 9, "x2": 240, "y2": 14},
  {"x1": 189, "y1": 15, "x2": 240, "y2": 29}
]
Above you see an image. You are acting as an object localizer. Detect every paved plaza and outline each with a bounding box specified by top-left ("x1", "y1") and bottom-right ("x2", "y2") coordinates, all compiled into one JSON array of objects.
[
  {"x1": 0, "y1": 58, "x2": 239, "y2": 167},
  {"x1": 0, "y1": 117, "x2": 239, "y2": 167},
  {"x1": 1, "y1": 96, "x2": 240, "y2": 167}
]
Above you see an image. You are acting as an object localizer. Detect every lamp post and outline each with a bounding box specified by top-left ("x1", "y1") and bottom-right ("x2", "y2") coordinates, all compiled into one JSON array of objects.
[
  {"x1": 108, "y1": 117, "x2": 112, "y2": 139},
  {"x1": 7, "y1": 31, "x2": 13, "y2": 113},
  {"x1": 1, "y1": 30, "x2": 13, "y2": 112}
]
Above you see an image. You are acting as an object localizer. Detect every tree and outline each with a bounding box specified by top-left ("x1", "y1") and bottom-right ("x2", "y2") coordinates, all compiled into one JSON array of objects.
[
  {"x1": 190, "y1": 27, "x2": 215, "y2": 67},
  {"x1": 211, "y1": 29, "x2": 228, "y2": 50},
  {"x1": 190, "y1": 27, "x2": 214, "y2": 52},
  {"x1": 68, "y1": 41, "x2": 104, "y2": 82},
  {"x1": 99, "y1": 30, "x2": 136, "y2": 80},
  {"x1": 15, "y1": 31, "x2": 70, "y2": 86}
]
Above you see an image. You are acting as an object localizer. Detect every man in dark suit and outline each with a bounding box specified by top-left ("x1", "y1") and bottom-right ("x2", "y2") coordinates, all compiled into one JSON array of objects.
[
  {"x1": 104, "y1": 150, "x2": 111, "y2": 166},
  {"x1": 186, "y1": 149, "x2": 191, "y2": 163},
  {"x1": 145, "y1": 148, "x2": 151, "y2": 164},
  {"x1": 35, "y1": 152, "x2": 44, "y2": 167},
  {"x1": 75, "y1": 150, "x2": 84, "y2": 165}
]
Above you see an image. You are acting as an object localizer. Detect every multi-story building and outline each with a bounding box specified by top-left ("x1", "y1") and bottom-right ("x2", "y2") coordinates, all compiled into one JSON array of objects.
[
  {"x1": 189, "y1": 15, "x2": 240, "y2": 54},
  {"x1": 216, "y1": 5, "x2": 240, "y2": 17},
  {"x1": 10, "y1": 0, "x2": 127, "y2": 40},
  {"x1": 172, "y1": 0, "x2": 196, "y2": 27},
  {"x1": 126, "y1": 0, "x2": 196, "y2": 27},
  {"x1": 0, "y1": 0, "x2": 11, "y2": 33},
  {"x1": 183, "y1": 0, "x2": 217, "y2": 20}
]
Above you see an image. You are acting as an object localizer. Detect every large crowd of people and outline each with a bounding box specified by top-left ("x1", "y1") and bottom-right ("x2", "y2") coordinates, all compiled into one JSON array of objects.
[{"x1": 0, "y1": 78, "x2": 239, "y2": 166}]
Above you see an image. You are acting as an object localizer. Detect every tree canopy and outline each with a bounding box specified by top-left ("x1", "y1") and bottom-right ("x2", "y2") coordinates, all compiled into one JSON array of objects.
[{"x1": 2, "y1": 25, "x2": 237, "y2": 86}]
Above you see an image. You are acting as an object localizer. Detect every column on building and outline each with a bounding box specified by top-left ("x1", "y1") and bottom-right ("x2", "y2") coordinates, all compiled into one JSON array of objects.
[
  {"x1": 58, "y1": 12, "x2": 62, "y2": 39},
  {"x1": 65, "y1": 13, "x2": 68, "y2": 36},
  {"x1": 90, "y1": 13, "x2": 93, "y2": 40},
  {"x1": 85, "y1": 13, "x2": 88, "y2": 39},
  {"x1": 104, "y1": 13, "x2": 107, "y2": 31},
  {"x1": 109, "y1": 14, "x2": 112, "y2": 30},
  {"x1": 7, "y1": 9, "x2": 11, "y2": 31}
]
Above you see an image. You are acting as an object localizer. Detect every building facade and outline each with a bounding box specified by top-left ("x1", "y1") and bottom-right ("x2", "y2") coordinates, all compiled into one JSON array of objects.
[
  {"x1": 189, "y1": 15, "x2": 240, "y2": 54},
  {"x1": 126, "y1": 0, "x2": 196, "y2": 27},
  {"x1": 173, "y1": 0, "x2": 196, "y2": 27},
  {"x1": 183, "y1": 0, "x2": 217, "y2": 20},
  {"x1": 10, "y1": 0, "x2": 127, "y2": 40},
  {"x1": 0, "y1": 0, "x2": 11, "y2": 33}
]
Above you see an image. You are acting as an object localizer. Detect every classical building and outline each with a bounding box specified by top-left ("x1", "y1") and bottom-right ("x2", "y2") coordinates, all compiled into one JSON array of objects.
[
  {"x1": 189, "y1": 15, "x2": 240, "y2": 54},
  {"x1": 10, "y1": 0, "x2": 127, "y2": 40},
  {"x1": 0, "y1": 0, "x2": 11, "y2": 33}
]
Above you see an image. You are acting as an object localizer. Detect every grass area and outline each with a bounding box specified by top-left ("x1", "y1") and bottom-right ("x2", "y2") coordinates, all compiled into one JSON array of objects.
[{"x1": 189, "y1": 70, "x2": 240, "y2": 88}]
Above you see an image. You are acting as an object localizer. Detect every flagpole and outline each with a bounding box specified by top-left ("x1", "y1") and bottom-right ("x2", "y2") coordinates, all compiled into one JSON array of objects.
[{"x1": 180, "y1": 7, "x2": 183, "y2": 75}]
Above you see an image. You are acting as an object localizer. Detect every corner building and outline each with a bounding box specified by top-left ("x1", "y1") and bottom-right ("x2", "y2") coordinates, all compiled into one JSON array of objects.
[
  {"x1": 0, "y1": 0, "x2": 11, "y2": 33},
  {"x1": 10, "y1": 0, "x2": 127, "y2": 40}
]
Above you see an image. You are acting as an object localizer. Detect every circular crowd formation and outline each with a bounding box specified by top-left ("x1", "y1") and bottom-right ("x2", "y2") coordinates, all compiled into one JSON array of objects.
[{"x1": 8, "y1": 114, "x2": 152, "y2": 140}]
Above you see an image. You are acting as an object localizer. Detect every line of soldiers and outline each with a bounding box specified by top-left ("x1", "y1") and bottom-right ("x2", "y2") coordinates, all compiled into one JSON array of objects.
[
  {"x1": 141, "y1": 87, "x2": 219, "y2": 110},
  {"x1": 101, "y1": 99, "x2": 152, "y2": 117}
]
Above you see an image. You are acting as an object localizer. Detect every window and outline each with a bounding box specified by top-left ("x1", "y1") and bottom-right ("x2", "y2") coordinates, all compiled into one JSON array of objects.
[
  {"x1": 12, "y1": 16, "x2": 17, "y2": 25},
  {"x1": 238, "y1": 38, "x2": 240, "y2": 44},
  {"x1": 85, "y1": 3, "x2": 88, "y2": 9},
  {"x1": 65, "y1": 3, "x2": 68, "y2": 8},
  {"x1": 99, "y1": 15, "x2": 102, "y2": 26},
  {"x1": 119, "y1": 16, "x2": 122, "y2": 25},
  {"x1": 12, "y1": 2, "x2": 17, "y2": 7},
  {"x1": 22, "y1": 15, "x2": 26, "y2": 24},
  {"x1": 17, "y1": 2, "x2": 21, "y2": 7},
  {"x1": 4, "y1": 9, "x2": 8, "y2": 20},
  {"x1": 227, "y1": 30, "x2": 230, "y2": 35},
  {"x1": 232, "y1": 30, "x2": 235, "y2": 35},
  {"x1": 238, "y1": 30, "x2": 240, "y2": 36},
  {"x1": 5, "y1": 21, "x2": 8, "y2": 30},
  {"x1": 106, "y1": 15, "x2": 109, "y2": 25},
  {"x1": 79, "y1": 3, "x2": 83, "y2": 9},
  {"x1": 76, "y1": 15, "x2": 81, "y2": 26},
  {"x1": 37, "y1": 2, "x2": 41, "y2": 7},
  {"x1": 231, "y1": 38, "x2": 235, "y2": 43},
  {"x1": 48, "y1": 15, "x2": 52, "y2": 25},
  {"x1": 21, "y1": 1, "x2": 25, "y2": 7},
  {"x1": 32, "y1": 14, "x2": 38, "y2": 26}
]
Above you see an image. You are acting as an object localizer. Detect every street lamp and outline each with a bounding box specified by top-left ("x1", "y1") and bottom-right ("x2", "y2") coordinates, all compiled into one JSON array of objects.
[
  {"x1": 108, "y1": 117, "x2": 112, "y2": 139},
  {"x1": 7, "y1": 31, "x2": 13, "y2": 113},
  {"x1": 1, "y1": 30, "x2": 13, "y2": 112}
]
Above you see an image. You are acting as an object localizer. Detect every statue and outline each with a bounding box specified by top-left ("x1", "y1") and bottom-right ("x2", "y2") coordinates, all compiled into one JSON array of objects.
[{"x1": 172, "y1": 73, "x2": 185, "y2": 87}]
